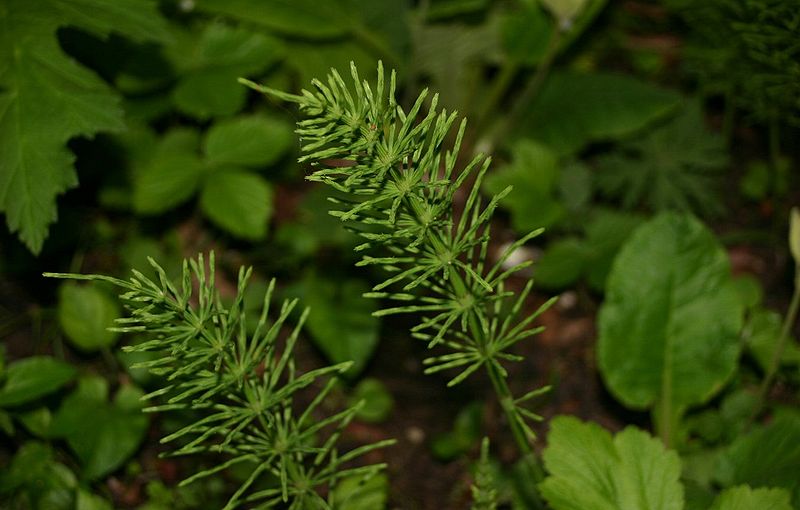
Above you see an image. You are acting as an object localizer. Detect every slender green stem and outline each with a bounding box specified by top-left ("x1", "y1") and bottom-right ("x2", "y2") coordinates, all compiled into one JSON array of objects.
[
  {"x1": 475, "y1": 61, "x2": 520, "y2": 135},
  {"x1": 488, "y1": 27, "x2": 562, "y2": 149},
  {"x1": 756, "y1": 269, "x2": 800, "y2": 410}
]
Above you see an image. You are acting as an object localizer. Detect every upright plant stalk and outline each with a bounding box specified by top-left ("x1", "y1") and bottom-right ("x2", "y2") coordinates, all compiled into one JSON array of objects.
[
  {"x1": 242, "y1": 63, "x2": 555, "y2": 492},
  {"x1": 46, "y1": 254, "x2": 392, "y2": 510}
]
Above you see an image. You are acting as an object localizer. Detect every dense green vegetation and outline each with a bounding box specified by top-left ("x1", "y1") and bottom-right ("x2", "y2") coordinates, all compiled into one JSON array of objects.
[{"x1": 1, "y1": 1, "x2": 798, "y2": 508}]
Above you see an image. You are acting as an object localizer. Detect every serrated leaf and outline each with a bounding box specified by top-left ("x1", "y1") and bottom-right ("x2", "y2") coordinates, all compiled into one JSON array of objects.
[
  {"x1": 200, "y1": 169, "x2": 273, "y2": 241},
  {"x1": 204, "y1": 115, "x2": 293, "y2": 167},
  {"x1": 132, "y1": 128, "x2": 206, "y2": 214},
  {"x1": 540, "y1": 416, "x2": 683, "y2": 510},
  {"x1": 484, "y1": 140, "x2": 564, "y2": 232},
  {"x1": 598, "y1": 213, "x2": 743, "y2": 424},
  {"x1": 710, "y1": 486, "x2": 793, "y2": 510},
  {"x1": 288, "y1": 273, "x2": 380, "y2": 378},
  {"x1": 0, "y1": 0, "x2": 166, "y2": 253},
  {"x1": 195, "y1": 0, "x2": 352, "y2": 39},
  {"x1": 517, "y1": 71, "x2": 680, "y2": 155},
  {"x1": 167, "y1": 22, "x2": 284, "y2": 119},
  {"x1": 0, "y1": 357, "x2": 76, "y2": 407},
  {"x1": 715, "y1": 412, "x2": 800, "y2": 506},
  {"x1": 57, "y1": 283, "x2": 120, "y2": 352},
  {"x1": 51, "y1": 376, "x2": 147, "y2": 480},
  {"x1": 596, "y1": 101, "x2": 728, "y2": 217}
]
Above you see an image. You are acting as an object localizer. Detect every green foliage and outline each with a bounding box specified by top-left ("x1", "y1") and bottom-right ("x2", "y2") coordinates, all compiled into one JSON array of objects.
[
  {"x1": 674, "y1": 0, "x2": 800, "y2": 124},
  {"x1": 351, "y1": 378, "x2": 394, "y2": 423},
  {"x1": 50, "y1": 376, "x2": 148, "y2": 480},
  {"x1": 534, "y1": 209, "x2": 644, "y2": 291},
  {"x1": 330, "y1": 472, "x2": 389, "y2": 510},
  {"x1": 714, "y1": 412, "x2": 800, "y2": 506},
  {"x1": 0, "y1": 0, "x2": 167, "y2": 253},
  {"x1": 165, "y1": 22, "x2": 284, "y2": 119},
  {"x1": 484, "y1": 140, "x2": 564, "y2": 232},
  {"x1": 540, "y1": 416, "x2": 683, "y2": 510},
  {"x1": 516, "y1": 71, "x2": 681, "y2": 155},
  {"x1": 471, "y1": 438, "x2": 498, "y2": 510},
  {"x1": 596, "y1": 102, "x2": 728, "y2": 217},
  {"x1": 288, "y1": 272, "x2": 380, "y2": 378},
  {"x1": 710, "y1": 486, "x2": 793, "y2": 510},
  {"x1": 57, "y1": 283, "x2": 120, "y2": 352},
  {"x1": 431, "y1": 402, "x2": 484, "y2": 461},
  {"x1": 45, "y1": 254, "x2": 392, "y2": 509},
  {"x1": 598, "y1": 213, "x2": 743, "y2": 443},
  {"x1": 246, "y1": 62, "x2": 556, "y2": 452},
  {"x1": 0, "y1": 356, "x2": 76, "y2": 407},
  {"x1": 0, "y1": 441, "x2": 79, "y2": 510},
  {"x1": 130, "y1": 115, "x2": 290, "y2": 240}
]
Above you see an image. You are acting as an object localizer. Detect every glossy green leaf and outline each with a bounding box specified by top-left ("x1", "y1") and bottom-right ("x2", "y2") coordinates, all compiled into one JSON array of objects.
[
  {"x1": 57, "y1": 283, "x2": 120, "y2": 352},
  {"x1": 167, "y1": 22, "x2": 284, "y2": 119},
  {"x1": 517, "y1": 71, "x2": 680, "y2": 155},
  {"x1": 132, "y1": 128, "x2": 206, "y2": 214},
  {"x1": 715, "y1": 412, "x2": 800, "y2": 505},
  {"x1": 289, "y1": 273, "x2": 380, "y2": 377},
  {"x1": 204, "y1": 115, "x2": 294, "y2": 167},
  {"x1": 485, "y1": 140, "x2": 564, "y2": 232},
  {"x1": 0, "y1": 0, "x2": 166, "y2": 253},
  {"x1": 0, "y1": 357, "x2": 76, "y2": 407},
  {"x1": 710, "y1": 486, "x2": 793, "y2": 510},
  {"x1": 200, "y1": 169, "x2": 273, "y2": 241},
  {"x1": 598, "y1": 213, "x2": 743, "y2": 417},
  {"x1": 51, "y1": 377, "x2": 147, "y2": 480},
  {"x1": 540, "y1": 416, "x2": 683, "y2": 510}
]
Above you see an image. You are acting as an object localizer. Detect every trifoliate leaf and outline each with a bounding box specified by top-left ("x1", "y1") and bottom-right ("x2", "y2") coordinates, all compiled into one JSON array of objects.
[
  {"x1": 715, "y1": 412, "x2": 800, "y2": 505},
  {"x1": 485, "y1": 140, "x2": 564, "y2": 233},
  {"x1": 199, "y1": 169, "x2": 273, "y2": 241},
  {"x1": 51, "y1": 377, "x2": 147, "y2": 480},
  {"x1": 598, "y1": 213, "x2": 742, "y2": 426},
  {"x1": 132, "y1": 128, "x2": 206, "y2": 214},
  {"x1": 204, "y1": 115, "x2": 294, "y2": 167},
  {"x1": 596, "y1": 101, "x2": 728, "y2": 217},
  {"x1": 167, "y1": 22, "x2": 284, "y2": 119},
  {"x1": 517, "y1": 71, "x2": 680, "y2": 155},
  {"x1": 57, "y1": 283, "x2": 120, "y2": 352},
  {"x1": 287, "y1": 273, "x2": 380, "y2": 378},
  {"x1": 0, "y1": 0, "x2": 167, "y2": 253},
  {"x1": 710, "y1": 486, "x2": 793, "y2": 510},
  {"x1": 540, "y1": 416, "x2": 683, "y2": 510},
  {"x1": 0, "y1": 357, "x2": 76, "y2": 407}
]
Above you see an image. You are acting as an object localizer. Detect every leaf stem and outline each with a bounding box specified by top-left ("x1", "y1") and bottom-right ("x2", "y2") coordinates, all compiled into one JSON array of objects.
[{"x1": 755, "y1": 268, "x2": 800, "y2": 413}]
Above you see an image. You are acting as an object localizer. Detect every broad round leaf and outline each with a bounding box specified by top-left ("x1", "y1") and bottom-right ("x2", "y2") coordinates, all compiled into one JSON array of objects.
[
  {"x1": 598, "y1": 212, "x2": 743, "y2": 413},
  {"x1": 200, "y1": 169, "x2": 273, "y2": 241},
  {"x1": 204, "y1": 115, "x2": 293, "y2": 167},
  {"x1": 0, "y1": 357, "x2": 76, "y2": 407},
  {"x1": 57, "y1": 283, "x2": 121, "y2": 352}
]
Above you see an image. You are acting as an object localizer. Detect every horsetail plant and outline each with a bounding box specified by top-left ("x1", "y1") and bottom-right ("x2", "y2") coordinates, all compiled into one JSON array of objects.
[
  {"x1": 45, "y1": 253, "x2": 393, "y2": 510},
  {"x1": 241, "y1": 62, "x2": 556, "y2": 472}
]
